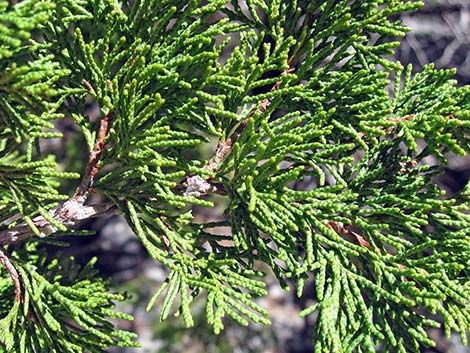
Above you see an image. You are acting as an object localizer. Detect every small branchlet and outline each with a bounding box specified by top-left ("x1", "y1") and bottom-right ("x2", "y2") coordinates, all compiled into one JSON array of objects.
[{"x1": 0, "y1": 247, "x2": 21, "y2": 301}]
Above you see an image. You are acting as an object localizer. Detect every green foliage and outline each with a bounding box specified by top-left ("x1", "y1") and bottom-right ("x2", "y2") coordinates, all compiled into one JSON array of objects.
[
  {"x1": 0, "y1": 244, "x2": 138, "y2": 352},
  {"x1": 1, "y1": 0, "x2": 470, "y2": 352},
  {"x1": 0, "y1": 0, "x2": 79, "y2": 231}
]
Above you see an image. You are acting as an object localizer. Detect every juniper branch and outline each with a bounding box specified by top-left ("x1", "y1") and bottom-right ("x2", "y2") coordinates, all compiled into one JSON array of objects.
[
  {"x1": 0, "y1": 202, "x2": 119, "y2": 246},
  {"x1": 0, "y1": 112, "x2": 118, "y2": 246},
  {"x1": 75, "y1": 111, "x2": 114, "y2": 201},
  {"x1": 182, "y1": 66, "x2": 295, "y2": 197},
  {"x1": 2, "y1": 1, "x2": 470, "y2": 351}
]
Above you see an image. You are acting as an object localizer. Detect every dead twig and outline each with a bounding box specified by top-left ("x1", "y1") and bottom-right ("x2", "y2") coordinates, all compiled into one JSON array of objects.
[
  {"x1": 0, "y1": 247, "x2": 22, "y2": 301},
  {"x1": 326, "y1": 220, "x2": 372, "y2": 249}
]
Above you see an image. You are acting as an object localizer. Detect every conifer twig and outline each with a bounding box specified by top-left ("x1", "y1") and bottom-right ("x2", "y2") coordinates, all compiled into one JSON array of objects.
[
  {"x1": 182, "y1": 66, "x2": 296, "y2": 197},
  {"x1": 0, "y1": 112, "x2": 119, "y2": 246},
  {"x1": 0, "y1": 247, "x2": 22, "y2": 301},
  {"x1": 0, "y1": 202, "x2": 120, "y2": 246},
  {"x1": 181, "y1": 11, "x2": 313, "y2": 197},
  {"x1": 75, "y1": 111, "x2": 115, "y2": 202},
  {"x1": 208, "y1": 66, "x2": 296, "y2": 172}
]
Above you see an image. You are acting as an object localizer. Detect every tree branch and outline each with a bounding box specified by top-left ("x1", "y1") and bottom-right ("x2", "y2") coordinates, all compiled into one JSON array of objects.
[
  {"x1": 0, "y1": 111, "x2": 118, "y2": 246},
  {"x1": 75, "y1": 111, "x2": 114, "y2": 201}
]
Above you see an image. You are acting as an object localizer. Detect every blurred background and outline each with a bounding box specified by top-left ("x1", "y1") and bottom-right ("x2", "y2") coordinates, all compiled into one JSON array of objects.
[{"x1": 51, "y1": 1, "x2": 470, "y2": 352}]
